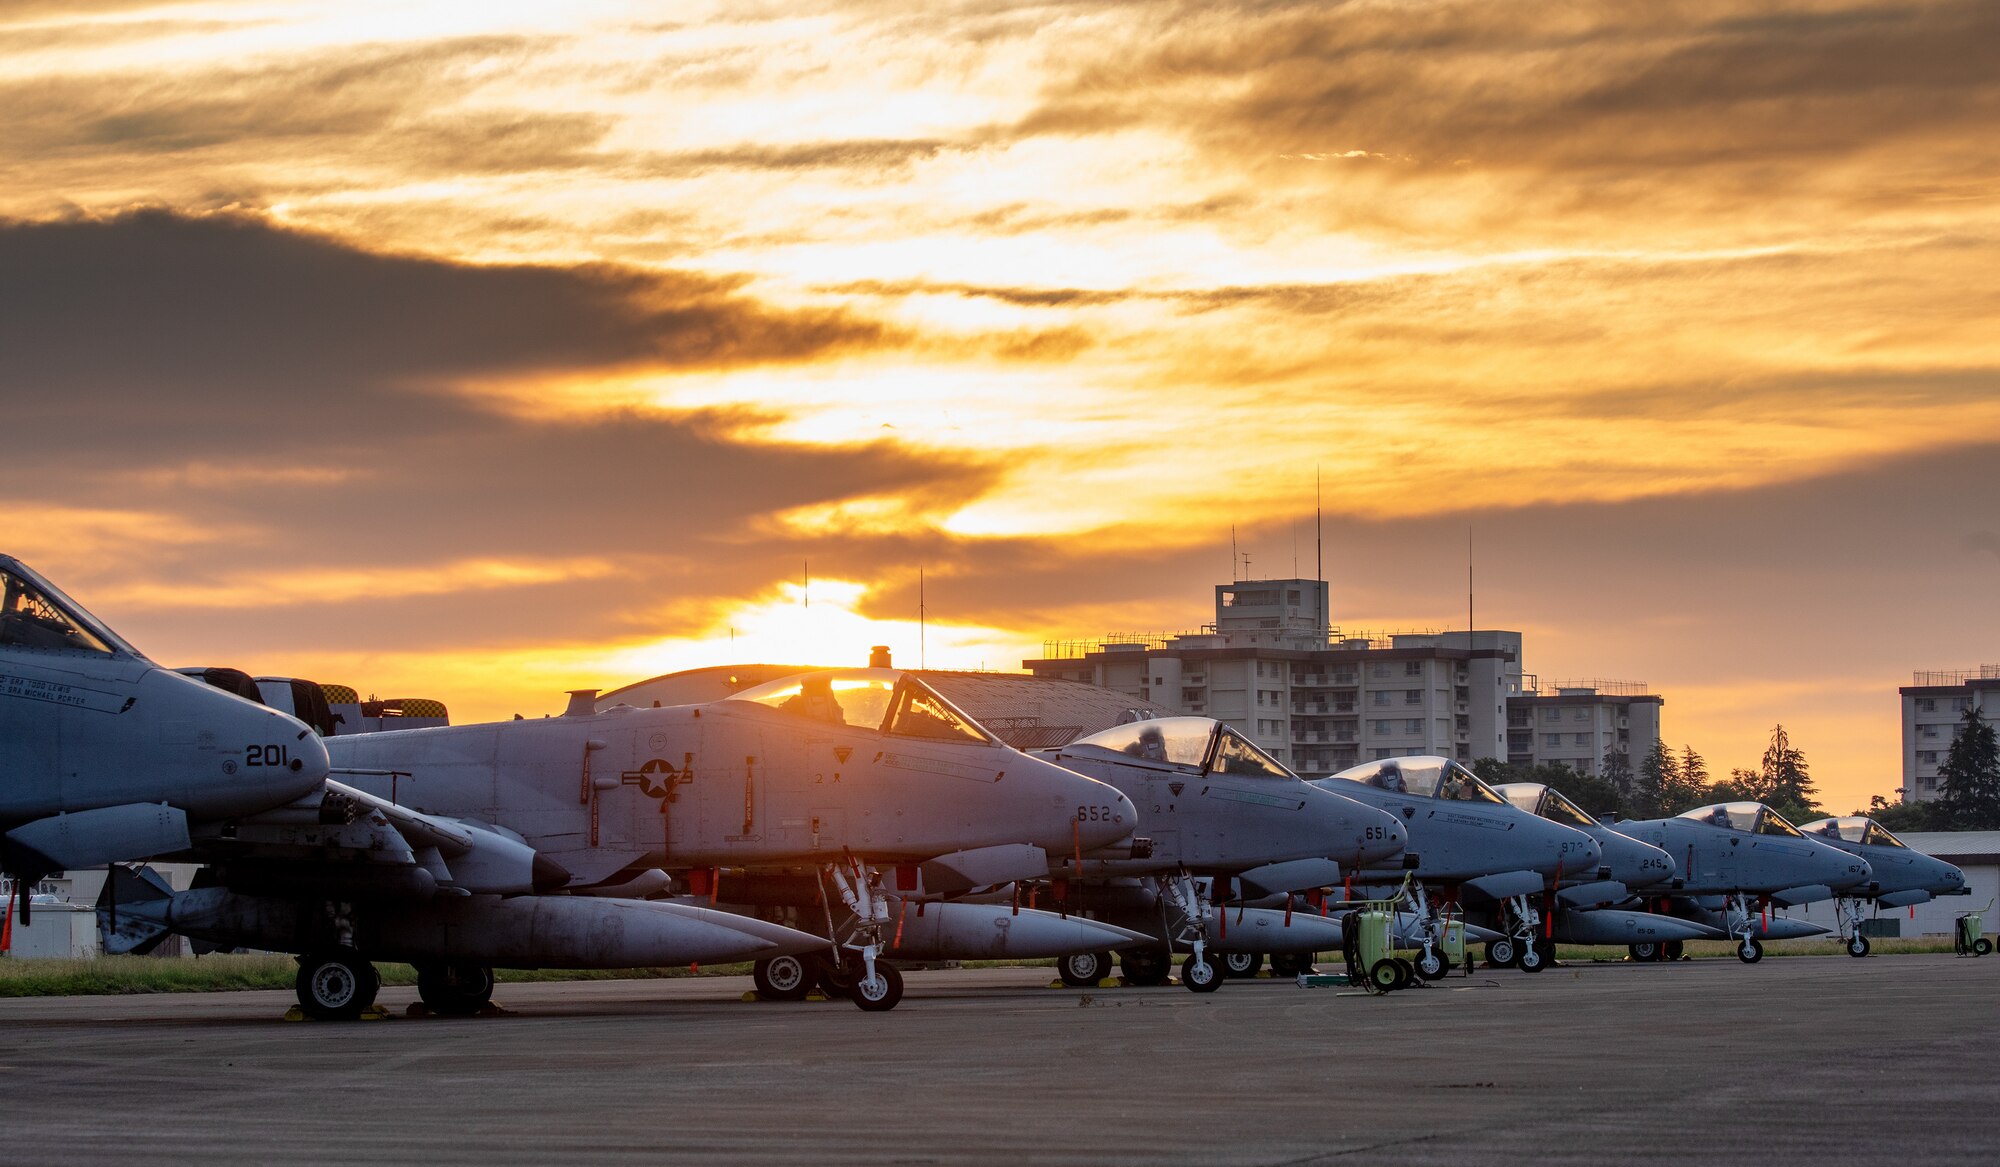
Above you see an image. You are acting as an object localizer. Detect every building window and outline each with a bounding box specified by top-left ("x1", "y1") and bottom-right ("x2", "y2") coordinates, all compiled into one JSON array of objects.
[
  {"x1": 1405, "y1": 718, "x2": 1423, "y2": 734},
  {"x1": 1916, "y1": 698, "x2": 1936, "y2": 712},
  {"x1": 1918, "y1": 751, "x2": 1938, "y2": 764},
  {"x1": 1405, "y1": 660, "x2": 1423, "y2": 676},
  {"x1": 1372, "y1": 664, "x2": 1391, "y2": 678},
  {"x1": 1373, "y1": 691, "x2": 1390, "y2": 706},
  {"x1": 1371, "y1": 748, "x2": 1392, "y2": 760},
  {"x1": 1544, "y1": 708, "x2": 1561, "y2": 723},
  {"x1": 1573, "y1": 733, "x2": 1589, "y2": 746},
  {"x1": 1953, "y1": 697, "x2": 1971, "y2": 712},
  {"x1": 1920, "y1": 776, "x2": 1937, "y2": 791},
  {"x1": 1405, "y1": 690, "x2": 1422, "y2": 705},
  {"x1": 1373, "y1": 720, "x2": 1393, "y2": 735},
  {"x1": 1573, "y1": 708, "x2": 1589, "y2": 721},
  {"x1": 1544, "y1": 733, "x2": 1562, "y2": 748},
  {"x1": 1922, "y1": 726, "x2": 1938, "y2": 739}
]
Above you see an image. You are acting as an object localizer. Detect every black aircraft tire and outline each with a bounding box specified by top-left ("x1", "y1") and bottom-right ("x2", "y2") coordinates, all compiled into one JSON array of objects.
[
  {"x1": 1413, "y1": 946, "x2": 1448, "y2": 980},
  {"x1": 817, "y1": 957, "x2": 859, "y2": 1000},
  {"x1": 296, "y1": 950, "x2": 376, "y2": 1021},
  {"x1": 1181, "y1": 955, "x2": 1224, "y2": 993},
  {"x1": 753, "y1": 954, "x2": 816, "y2": 1001},
  {"x1": 1220, "y1": 950, "x2": 1263, "y2": 978},
  {"x1": 1664, "y1": 940, "x2": 1685, "y2": 961},
  {"x1": 1272, "y1": 951, "x2": 1320, "y2": 979},
  {"x1": 1120, "y1": 949, "x2": 1172, "y2": 986},
  {"x1": 1057, "y1": 951, "x2": 1112, "y2": 987},
  {"x1": 416, "y1": 962, "x2": 495, "y2": 1015},
  {"x1": 1629, "y1": 941, "x2": 1659, "y2": 962},
  {"x1": 1846, "y1": 935, "x2": 1871, "y2": 959},
  {"x1": 1515, "y1": 938, "x2": 1549, "y2": 973},
  {"x1": 1485, "y1": 938, "x2": 1515, "y2": 968},
  {"x1": 852, "y1": 963, "x2": 904, "y2": 1012},
  {"x1": 1738, "y1": 938, "x2": 1764, "y2": 964},
  {"x1": 1269, "y1": 952, "x2": 1313, "y2": 977}
]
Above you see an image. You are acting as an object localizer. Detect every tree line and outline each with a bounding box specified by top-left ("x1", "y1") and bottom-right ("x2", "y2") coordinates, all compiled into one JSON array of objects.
[{"x1": 1473, "y1": 706, "x2": 2000, "y2": 831}]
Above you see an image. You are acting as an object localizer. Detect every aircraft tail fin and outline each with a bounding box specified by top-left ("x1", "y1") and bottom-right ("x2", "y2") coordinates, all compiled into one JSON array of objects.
[{"x1": 96, "y1": 865, "x2": 175, "y2": 955}]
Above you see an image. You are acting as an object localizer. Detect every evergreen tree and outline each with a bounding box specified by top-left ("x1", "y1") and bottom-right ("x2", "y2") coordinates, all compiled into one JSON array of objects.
[
  {"x1": 1600, "y1": 746, "x2": 1635, "y2": 798},
  {"x1": 1758, "y1": 724, "x2": 1820, "y2": 819},
  {"x1": 1935, "y1": 706, "x2": 2000, "y2": 830},
  {"x1": 1659, "y1": 745, "x2": 1711, "y2": 815},
  {"x1": 1632, "y1": 739, "x2": 1676, "y2": 819}
]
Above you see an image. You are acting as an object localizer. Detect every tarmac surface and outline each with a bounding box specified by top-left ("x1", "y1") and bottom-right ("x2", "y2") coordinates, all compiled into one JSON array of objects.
[{"x1": 2, "y1": 954, "x2": 1995, "y2": 1165}]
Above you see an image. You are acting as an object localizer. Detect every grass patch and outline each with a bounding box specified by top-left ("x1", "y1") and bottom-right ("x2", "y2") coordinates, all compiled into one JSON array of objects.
[{"x1": 0, "y1": 954, "x2": 762, "y2": 997}]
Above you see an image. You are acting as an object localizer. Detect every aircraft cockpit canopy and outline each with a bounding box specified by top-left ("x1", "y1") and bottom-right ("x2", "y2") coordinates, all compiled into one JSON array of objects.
[
  {"x1": 1336, "y1": 757, "x2": 1506, "y2": 804},
  {"x1": 0, "y1": 555, "x2": 135, "y2": 657},
  {"x1": 1680, "y1": 802, "x2": 1804, "y2": 837},
  {"x1": 1500, "y1": 783, "x2": 1598, "y2": 827},
  {"x1": 725, "y1": 668, "x2": 997, "y2": 745},
  {"x1": 1066, "y1": 717, "x2": 1295, "y2": 780},
  {"x1": 1803, "y1": 816, "x2": 1909, "y2": 849}
]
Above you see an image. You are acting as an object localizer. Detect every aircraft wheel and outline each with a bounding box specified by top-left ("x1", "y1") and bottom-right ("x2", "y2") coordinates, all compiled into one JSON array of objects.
[
  {"x1": 296, "y1": 949, "x2": 376, "y2": 1021},
  {"x1": 1485, "y1": 938, "x2": 1515, "y2": 968},
  {"x1": 816, "y1": 956, "x2": 860, "y2": 999},
  {"x1": 1181, "y1": 955, "x2": 1223, "y2": 993},
  {"x1": 1628, "y1": 941, "x2": 1660, "y2": 962},
  {"x1": 1057, "y1": 951, "x2": 1112, "y2": 987},
  {"x1": 1367, "y1": 958, "x2": 1405, "y2": 992},
  {"x1": 852, "y1": 963, "x2": 904, "y2": 1012},
  {"x1": 1413, "y1": 946, "x2": 1448, "y2": 980},
  {"x1": 1975, "y1": 938, "x2": 1992, "y2": 956},
  {"x1": 753, "y1": 954, "x2": 816, "y2": 1001},
  {"x1": 415, "y1": 962, "x2": 494, "y2": 1015},
  {"x1": 1664, "y1": 940, "x2": 1684, "y2": 961},
  {"x1": 1219, "y1": 950, "x2": 1263, "y2": 978},
  {"x1": 1515, "y1": 938, "x2": 1549, "y2": 973},
  {"x1": 1269, "y1": 952, "x2": 1313, "y2": 977},
  {"x1": 1737, "y1": 938, "x2": 1763, "y2": 964},
  {"x1": 1846, "y1": 934, "x2": 1870, "y2": 959},
  {"x1": 1120, "y1": 948, "x2": 1172, "y2": 986}
]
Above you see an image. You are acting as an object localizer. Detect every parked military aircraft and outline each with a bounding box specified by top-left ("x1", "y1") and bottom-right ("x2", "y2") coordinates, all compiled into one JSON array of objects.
[
  {"x1": 1801, "y1": 816, "x2": 1969, "y2": 956},
  {"x1": 1490, "y1": 782, "x2": 1713, "y2": 957},
  {"x1": 1024, "y1": 716, "x2": 1405, "y2": 990},
  {"x1": 1608, "y1": 802, "x2": 1870, "y2": 962},
  {"x1": 2, "y1": 554, "x2": 328, "y2": 914},
  {"x1": 1315, "y1": 757, "x2": 1603, "y2": 975},
  {"x1": 111, "y1": 666, "x2": 1140, "y2": 1016}
]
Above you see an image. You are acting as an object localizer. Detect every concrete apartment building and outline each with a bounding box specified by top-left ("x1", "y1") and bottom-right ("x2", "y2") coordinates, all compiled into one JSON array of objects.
[
  {"x1": 1023, "y1": 577, "x2": 1660, "y2": 777},
  {"x1": 1900, "y1": 666, "x2": 2000, "y2": 803},
  {"x1": 1507, "y1": 682, "x2": 1664, "y2": 777}
]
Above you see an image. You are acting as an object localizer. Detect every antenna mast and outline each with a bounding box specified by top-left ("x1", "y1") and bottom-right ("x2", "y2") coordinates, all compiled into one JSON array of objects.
[{"x1": 919, "y1": 567, "x2": 926, "y2": 670}]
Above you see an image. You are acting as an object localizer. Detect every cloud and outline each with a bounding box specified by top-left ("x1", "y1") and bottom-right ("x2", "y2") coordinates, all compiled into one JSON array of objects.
[{"x1": 0, "y1": 209, "x2": 986, "y2": 653}]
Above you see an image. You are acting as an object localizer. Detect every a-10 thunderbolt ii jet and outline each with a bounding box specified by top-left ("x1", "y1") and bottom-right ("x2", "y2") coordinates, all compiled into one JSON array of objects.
[
  {"x1": 107, "y1": 666, "x2": 1141, "y2": 1016},
  {"x1": 1314, "y1": 757, "x2": 1604, "y2": 975},
  {"x1": 2, "y1": 554, "x2": 328, "y2": 915},
  {"x1": 1489, "y1": 782, "x2": 1711, "y2": 958},
  {"x1": 1607, "y1": 802, "x2": 1869, "y2": 962},
  {"x1": 1801, "y1": 815, "x2": 1969, "y2": 957},
  {"x1": 1027, "y1": 716, "x2": 1408, "y2": 990}
]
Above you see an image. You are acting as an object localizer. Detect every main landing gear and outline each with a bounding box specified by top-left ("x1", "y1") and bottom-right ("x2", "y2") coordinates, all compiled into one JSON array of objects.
[{"x1": 295, "y1": 949, "x2": 379, "y2": 1021}]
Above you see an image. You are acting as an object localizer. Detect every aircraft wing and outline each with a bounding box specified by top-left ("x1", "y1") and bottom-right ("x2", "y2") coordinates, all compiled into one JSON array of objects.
[{"x1": 175, "y1": 777, "x2": 571, "y2": 902}]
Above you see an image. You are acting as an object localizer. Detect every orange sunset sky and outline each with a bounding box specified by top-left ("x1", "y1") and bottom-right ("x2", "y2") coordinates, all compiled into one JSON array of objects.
[{"x1": 3, "y1": 0, "x2": 1997, "y2": 812}]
